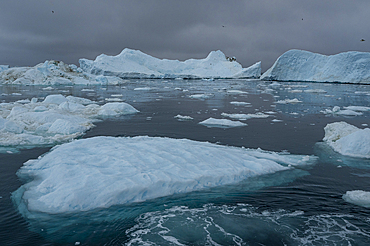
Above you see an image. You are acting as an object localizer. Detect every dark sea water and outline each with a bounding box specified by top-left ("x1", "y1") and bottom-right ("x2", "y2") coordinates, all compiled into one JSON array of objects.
[{"x1": 1, "y1": 79, "x2": 370, "y2": 245}]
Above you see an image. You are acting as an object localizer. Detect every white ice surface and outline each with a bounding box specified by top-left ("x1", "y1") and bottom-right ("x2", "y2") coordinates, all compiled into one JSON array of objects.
[
  {"x1": 199, "y1": 117, "x2": 247, "y2": 128},
  {"x1": 343, "y1": 190, "x2": 370, "y2": 208},
  {"x1": 79, "y1": 48, "x2": 260, "y2": 79},
  {"x1": 0, "y1": 94, "x2": 138, "y2": 148},
  {"x1": 13, "y1": 136, "x2": 317, "y2": 213},
  {"x1": 321, "y1": 106, "x2": 363, "y2": 116},
  {"x1": 323, "y1": 122, "x2": 370, "y2": 158},
  {"x1": 275, "y1": 98, "x2": 302, "y2": 104},
  {"x1": 261, "y1": 49, "x2": 370, "y2": 84},
  {"x1": 221, "y1": 112, "x2": 270, "y2": 120}
]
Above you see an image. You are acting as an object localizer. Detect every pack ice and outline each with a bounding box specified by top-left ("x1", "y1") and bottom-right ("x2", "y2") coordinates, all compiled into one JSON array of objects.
[
  {"x1": 323, "y1": 122, "x2": 370, "y2": 158},
  {"x1": 261, "y1": 49, "x2": 370, "y2": 84},
  {"x1": 79, "y1": 48, "x2": 261, "y2": 79},
  {"x1": 0, "y1": 94, "x2": 138, "y2": 149},
  {"x1": 13, "y1": 136, "x2": 317, "y2": 214}
]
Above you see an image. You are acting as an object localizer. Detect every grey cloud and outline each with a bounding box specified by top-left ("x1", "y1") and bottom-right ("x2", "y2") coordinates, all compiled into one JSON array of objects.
[{"x1": 0, "y1": 0, "x2": 369, "y2": 71}]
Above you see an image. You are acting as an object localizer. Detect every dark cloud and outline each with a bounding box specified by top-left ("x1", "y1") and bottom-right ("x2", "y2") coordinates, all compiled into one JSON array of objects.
[{"x1": 0, "y1": 0, "x2": 369, "y2": 71}]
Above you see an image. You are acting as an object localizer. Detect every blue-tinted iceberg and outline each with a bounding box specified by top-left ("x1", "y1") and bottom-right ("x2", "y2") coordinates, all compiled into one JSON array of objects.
[
  {"x1": 13, "y1": 136, "x2": 317, "y2": 213},
  {"x1": 0, "y1": 94, "x2": 138, "y2": 150},
  {"x1": 323, "y1": 122, "x2": 370, "y2": 158},
  {"x1": 261, "y1": 49, "x2": 370, "y2": 84},
  {"x1": 79, "y1": 48, "x2": 261, "y2": 79}
]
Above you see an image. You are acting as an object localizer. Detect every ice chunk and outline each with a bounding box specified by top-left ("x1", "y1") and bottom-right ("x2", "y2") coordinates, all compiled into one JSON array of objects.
[
  {"x1": 275, "y1": 98, "x2": 302, "y2": 104},
  {"x1": 0, "y1": 95, "x2": 138, "y2": 149},
  {"x1": 343, "y1": 190, "x2": 370, "y2": 208},
  {"x1": 323, "y1": 122, "x2": 370, "y2": 158},
  {"x1": 221, "y1": 112, "x2": 270, "y2": 120},
  {"x1": 230, "y1": 101, "x2": 251, "y2": 106},
  {"x1": 174, "y1": 115, "x2": 194, "y2": 121},
  {"x1": 199, "y1": 117, "x2": 247, "y2": 128},
  {"x1": 343, "y1": 106, "x2": 370, "y2": 112},
  {"x1": 13, "y1": 136, "x2": 316, "y2": 213},
  {"x1": 261, "y1": 49, "x2": 370, "y2": 84},
  {"x1": 321, "y1": 106, "x2": 363, "y2": 116}
]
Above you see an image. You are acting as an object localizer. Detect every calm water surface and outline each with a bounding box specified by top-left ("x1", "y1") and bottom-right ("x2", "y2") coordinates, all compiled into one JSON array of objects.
[{"x1": 1, "y1": 80, "x2": 370, "y2": 245}]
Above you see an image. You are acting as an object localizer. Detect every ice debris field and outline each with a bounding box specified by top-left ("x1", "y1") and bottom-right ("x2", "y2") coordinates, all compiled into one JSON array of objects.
[{"x1": 13, "y1": 136, "x2": 317, "y2": 214}]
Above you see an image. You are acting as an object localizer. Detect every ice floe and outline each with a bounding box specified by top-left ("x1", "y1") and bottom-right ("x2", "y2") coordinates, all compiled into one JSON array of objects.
[
  {"x1": 174, "y1": 115, "x2": 193, "y2": 121},
  {"x1": 321, "y1": 106, "x2": 363, "y2": 116},
  {"x1": 0, "y1": 94, "x2": 138, "y2": 149},
  {"x1": 13, "y1": 136, "x2": 317, "y2": 213},
  {"x1": 261, "y1": 49, "x2": 370, "y2": 84},
  {"x1": 343, "y1": 190, "x2": 370, "y2": 208},
  {"x1": 199, "y1": 117, "x2": 247, "y2": 128},
  {"x1": 221, "y1": 112, "x2": 270, "y2": 120},
  {"x1": 230, "y1": 101, "x2": 251, "y2": 106},
  {"x1": 323, "y1": 122, "x2": 370, "y2": 158},
  {"x1": 275, "y1": 98, "x2": 302, "y2": 104}
]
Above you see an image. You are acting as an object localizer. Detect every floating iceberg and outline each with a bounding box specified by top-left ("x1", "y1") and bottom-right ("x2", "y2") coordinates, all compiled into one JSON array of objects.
[
  {"x1": 79, "y1": 48, "x2": 261, "y2": 79},
  {"x1": 343, "y1": 190, "x2": 370, "y2": 208},
  {"x1": 321, "y1": 106, "x2": 363, "y2": 116},
  {"x1": 0, "y1": 94, "x2": 138, "y2": 149},
  {"x1": 13, "y1": 136, "x2": 316, "y2": 213},
  {"x1": 323, "y1": 122, "x2": 370, "y2": 158},
  {"x1": 221, "y1": 112, "x2": 270, "y2": 120},
  {"x1": 199, "y1": 117, "x2": 247, "y2": 128},
  {"x1": 261, "y1": 49, "x2": 370, "y2": 84}
]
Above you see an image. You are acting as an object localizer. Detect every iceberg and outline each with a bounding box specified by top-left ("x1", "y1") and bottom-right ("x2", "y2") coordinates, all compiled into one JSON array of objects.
[
  {"x1": 199, "y1": 117, "x2": 247, "y2": 128},
  {"x1": 79, "y1": 48, "x2": 260, "y2": 79},
  {"x1": 261, "y1": 49, "x2": 370, "y2": 84},
  {"x1": 0, "y1": 60, "x2": 126, "y2": 85},
  {"x1": 343, "y1": 190, "x2": 370, "y2": 208},
  {"x1": 323, "y1": 122, "x2": 370, "y2": 158},
  {"x1": 0, "y1": 94, "x2": 138, "y2": 149},
  {"x1": 13, "y1": 136, "x2": 317, "y2": 213}
]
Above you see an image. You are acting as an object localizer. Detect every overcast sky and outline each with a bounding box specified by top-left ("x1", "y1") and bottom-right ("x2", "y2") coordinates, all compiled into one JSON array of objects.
[{"x1": 0, "y1": 0, "x2": 369, "y2": 71}]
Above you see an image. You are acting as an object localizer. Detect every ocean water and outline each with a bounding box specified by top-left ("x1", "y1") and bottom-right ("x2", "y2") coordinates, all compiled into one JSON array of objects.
[{"x1": 1, "y1": 79, "x2": 370, "y2": 245}]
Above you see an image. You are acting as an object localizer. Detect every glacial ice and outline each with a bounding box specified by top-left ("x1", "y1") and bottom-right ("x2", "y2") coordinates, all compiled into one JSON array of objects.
[
  {"x1": 261, "y1": 49, "x2": 370, "y2": 84},
  {"x1": 323, "y1": 122, "x2": 370, "y2": 158},
  {"x1": 13, "y1": 136, "x2": 317, "y2": 213},
  {"x1": 0, "y1": 94, "x2": 138, "y2": 149},
  {"x1": 79, "y1": 48, "x2": 261, "y2": 79},
  {"x1": 343, "y1": 190, "x2": 370, "y2": 208}
]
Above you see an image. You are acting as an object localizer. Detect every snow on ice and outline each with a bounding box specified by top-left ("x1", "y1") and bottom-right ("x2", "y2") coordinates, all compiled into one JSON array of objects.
[
  {"x1": 79, "y1": 48, "x2": 261, "y2": 79},
  {"x1": 199, "y1": 117, "x2": 247, "y2": 128},
  {"x1": 0, "y1": 94, "x2": 138, "y2": 149},
  {"x1": 323, "y1": 122, "x2": 370, "y2": 158},
  {"x1": 261, "y1": 49, "x2": 370, "y2": 84},
  {"x1": 12, "y1": 136, "x2": 317, "y2": 213},
  {"x1": 343, "y1": 190, "x2": 370, "y2": 208}
]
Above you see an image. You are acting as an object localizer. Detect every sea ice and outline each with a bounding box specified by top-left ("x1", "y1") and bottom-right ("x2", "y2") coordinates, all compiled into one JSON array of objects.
[
  {"x1": 0, "y1": 94, "x2": 138, "y2": 149},
  {"x1": 174, "y1": 115, "x2": 194, "y2": 121},
  {"x1": 199, "y1": 117, "x2": 247, "y2": 128},
  {"x1": 261, "y1": 49, "x2": 370, "y2": 84},
  {"x1": 343, "y1": 190, "x2": 370, "y2": 208},
  {"x1": 13, "y1": 136, "x2": 317, "y2": 213},
  {"x1": 275, "y1": 98, "x2": 302, "y2": 104},
  {"x1": 321, "y1": 106, "x2": 363, "y2": 116},
  {"x1": 323, "y1": 122, "x2": 370, "y2": 158},
  {"x1": 221, "y1": 112, "x2": 270, "y2": 120}
]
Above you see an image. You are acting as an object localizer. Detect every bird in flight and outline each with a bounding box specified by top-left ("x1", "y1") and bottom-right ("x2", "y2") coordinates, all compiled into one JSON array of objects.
[{"x1": 361, "y1": 39, "x2": 365, "y2": 42}]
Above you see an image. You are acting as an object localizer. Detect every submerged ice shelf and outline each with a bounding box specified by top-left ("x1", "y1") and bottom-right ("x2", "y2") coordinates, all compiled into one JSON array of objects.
[{"x1": 13, "y1": 136, "x2": 317, "y2": 214}]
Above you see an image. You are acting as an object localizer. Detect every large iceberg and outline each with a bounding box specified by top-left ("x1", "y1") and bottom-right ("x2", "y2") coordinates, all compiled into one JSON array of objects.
[
  {"x1": 323, "y1": 122, "x2": 370, "y2": 158},
  {"x1": 261, "y1": 49, "x2": 370, "y2": 84},
  {"x1": 13, "y1": 136, "x2": 317, "y2": 214},
  {"x1": 0, "y1": 94, "x2": 138, "y2": 149},
  {"x1": 79, "y1": 48, "x2": 261, "y2": 79}
]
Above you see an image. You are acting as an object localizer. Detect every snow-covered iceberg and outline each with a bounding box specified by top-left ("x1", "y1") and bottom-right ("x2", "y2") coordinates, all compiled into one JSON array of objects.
[
  {"x1": 80, "y1": 48, "x2": 261, "y2": 79},
  {"x1": 0, "y1": 94, "x2": 138, "y2": 149},
  {"x1": 0, "y1": 60, "x2": 126, "y2": 85},
  {"x1": 323, "y1": 122, "x2": 370, "y2": 158},
  {"x1": 13, "y1": 136, "x2": 317, "y2": 214},
  {"x1": 261, "y1": 49, "x2": 370, "y2": 84}
]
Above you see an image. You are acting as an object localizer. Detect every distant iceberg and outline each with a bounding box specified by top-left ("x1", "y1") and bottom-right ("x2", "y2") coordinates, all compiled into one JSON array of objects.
[
  {"x1": 13, "y1": 136, "x2": 317, "y2": 213},
  {"x1": 261, "y1": 49, "x2": 370, "y2": 84},
  {"x1": 0, "y1": 94, "x2": 138, "y2": 150},
  {"x1": 79, "y1": 48, "x2": 261, "y2": 79},
  {"x1": 323, "y1": 122, "x2": 370, "y2": 158}
]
